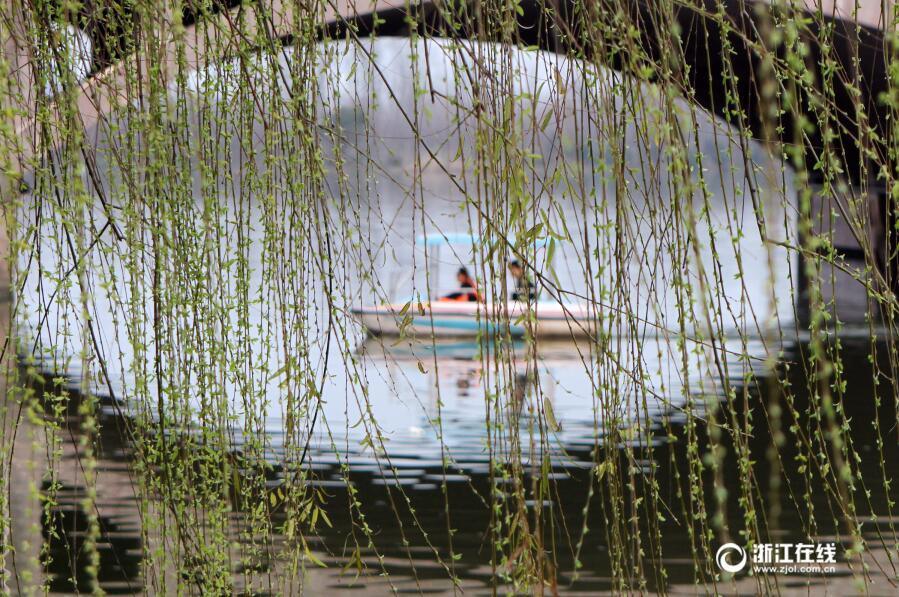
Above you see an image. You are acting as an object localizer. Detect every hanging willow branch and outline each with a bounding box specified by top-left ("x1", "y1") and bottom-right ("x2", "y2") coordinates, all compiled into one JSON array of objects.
[{"x1": 0, "y1": 0, "x2": 897, "y2": 594}]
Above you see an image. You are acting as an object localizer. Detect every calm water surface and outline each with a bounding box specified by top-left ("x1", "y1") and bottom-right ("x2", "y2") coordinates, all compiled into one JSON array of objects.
[{"x1": 30, "y1": 334, "x2": 898, "y2": 594}]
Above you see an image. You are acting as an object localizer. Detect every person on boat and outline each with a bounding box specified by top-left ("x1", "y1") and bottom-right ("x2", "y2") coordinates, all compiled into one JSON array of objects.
[
  {"x1": 441, "y1": 267, "x2": 481, "y2": 302},
  {"x1": 508, "y1": 260, "x2": 536, "y2": 301}
]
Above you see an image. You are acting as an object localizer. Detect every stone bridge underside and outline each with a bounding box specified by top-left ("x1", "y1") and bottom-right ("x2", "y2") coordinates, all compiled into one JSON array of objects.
[
  {"x1": 334, "y1": 0, "x2": 891, "y2": 188},
  {"x1": 5, "y1": 0, "x2": 892, "y2": 188}
]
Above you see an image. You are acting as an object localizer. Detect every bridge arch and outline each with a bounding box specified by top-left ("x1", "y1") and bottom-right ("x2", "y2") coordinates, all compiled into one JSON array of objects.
[{"x1": 5, "y1": 0, "x2": 891, "y2": 187}]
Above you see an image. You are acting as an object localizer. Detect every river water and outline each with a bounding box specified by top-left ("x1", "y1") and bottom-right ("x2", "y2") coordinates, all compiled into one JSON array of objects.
[{"x1": 12, "y1": 38, "x2": 895, "y2": 594}]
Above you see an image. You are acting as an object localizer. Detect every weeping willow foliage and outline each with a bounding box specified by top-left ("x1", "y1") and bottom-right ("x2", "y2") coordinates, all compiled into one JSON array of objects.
[{"x1": 0, "y1": 0, "x2": 897, "y2": 594}]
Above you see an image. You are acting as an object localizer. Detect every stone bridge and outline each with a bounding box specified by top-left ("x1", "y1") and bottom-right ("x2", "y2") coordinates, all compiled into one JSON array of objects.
[{"x1": 3, "y1": 0, "x2": 892, "y2": 185}]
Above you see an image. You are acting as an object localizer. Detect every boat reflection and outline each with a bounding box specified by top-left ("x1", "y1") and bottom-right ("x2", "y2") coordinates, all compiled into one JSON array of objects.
[{"x1": 303, "y1": 334, "x2": 774, "y2": 472}]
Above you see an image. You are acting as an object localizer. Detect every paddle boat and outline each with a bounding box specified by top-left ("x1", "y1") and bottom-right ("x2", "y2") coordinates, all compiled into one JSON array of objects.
[
  {"x1": 351, "y1": 300, "x2": 596, "y2": 338},
  {"x1": 351, "y1": 233, "x2": 596, "y2": 339}
]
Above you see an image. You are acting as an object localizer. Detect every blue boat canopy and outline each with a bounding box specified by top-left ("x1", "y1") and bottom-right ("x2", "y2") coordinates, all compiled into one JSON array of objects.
[{"x1": 416, "y1": 232, "x2": 549, "y2": 248}]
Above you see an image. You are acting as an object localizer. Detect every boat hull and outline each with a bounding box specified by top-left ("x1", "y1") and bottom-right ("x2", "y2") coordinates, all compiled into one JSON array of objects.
[{"x1": 351, "y1": 301, "x2": 595, "y2": 339}]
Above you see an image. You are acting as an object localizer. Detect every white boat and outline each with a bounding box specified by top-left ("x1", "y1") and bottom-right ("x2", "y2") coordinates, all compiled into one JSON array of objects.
[
  {"x1": 351, "y1": 300, "x2": 595, "y2": 339},
  {"x1": 353, "y1": 232, "x2": 595, "y2": 338}
]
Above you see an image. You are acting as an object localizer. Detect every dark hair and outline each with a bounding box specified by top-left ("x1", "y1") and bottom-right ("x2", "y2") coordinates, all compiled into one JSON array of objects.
[
  {"x1": 508, "y1": 260, "x2": 521, "y2": 268},
  {"x1": 457, "y1": 267, "x2": 470, "y2": 276}
]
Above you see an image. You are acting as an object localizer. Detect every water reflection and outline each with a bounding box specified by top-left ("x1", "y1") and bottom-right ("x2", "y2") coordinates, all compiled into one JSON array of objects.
[
  {"x1": 43, "y1": 480, "x2": 142, "y2": 593},
  {"x1": 304, "y1": 334, "x2": 767, "y2": 469},
  {"x1": 28, "y1": 334, "x2": 897, "y2": 593}
]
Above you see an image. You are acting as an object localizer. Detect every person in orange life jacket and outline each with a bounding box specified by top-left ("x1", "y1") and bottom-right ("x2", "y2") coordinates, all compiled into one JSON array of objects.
[
  {"x1": 508, "y1": 260, "x2": 536, "y2": 301},
  {"x1": 440, "y1": 267, "x2": 481, "y2": 302}
]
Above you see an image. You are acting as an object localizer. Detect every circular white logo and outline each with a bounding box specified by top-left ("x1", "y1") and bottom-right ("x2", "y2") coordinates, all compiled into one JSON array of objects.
[{"x1": 716, "y1": 543, "x2": 747, "y2": 573}]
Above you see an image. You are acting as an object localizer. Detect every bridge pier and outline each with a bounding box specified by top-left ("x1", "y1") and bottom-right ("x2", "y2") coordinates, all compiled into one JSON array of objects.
[{"x1": 800, "y1": 182, "x2": 890, "y2": 327}]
